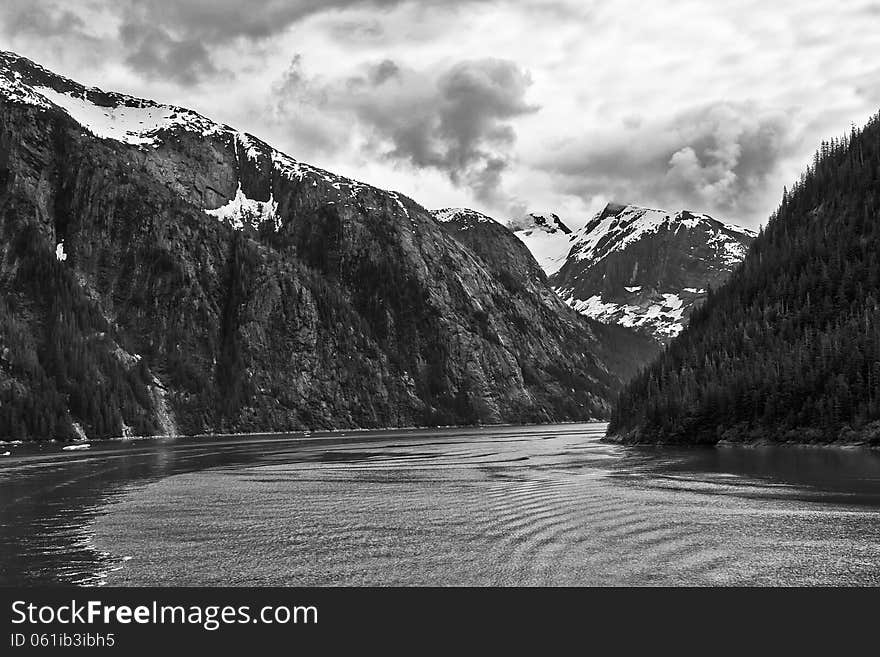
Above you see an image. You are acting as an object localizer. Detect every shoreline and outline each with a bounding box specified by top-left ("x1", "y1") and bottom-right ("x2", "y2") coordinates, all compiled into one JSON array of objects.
[
  {"x1": 603, "y1": 433, "x2": 880, "y2": 450},
  {"x1": 0, "y1": 420, "x2": 606, "y2": 451}
]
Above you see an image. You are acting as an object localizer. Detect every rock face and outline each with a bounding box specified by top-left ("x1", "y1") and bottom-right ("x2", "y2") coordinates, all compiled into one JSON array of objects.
[
  {"x1": 514, "y1": 203, "x2": 755, "y2": 343},
  {"x1": 0, "y1": 51, "x2": 650, "y2": 440}
]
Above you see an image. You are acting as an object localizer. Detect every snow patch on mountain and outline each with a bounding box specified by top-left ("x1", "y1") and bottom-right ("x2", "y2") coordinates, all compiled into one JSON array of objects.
[
  {"x1": 34, "y1": 86, "x2": 196, "y2": 146},
  {"x1": 563, "y1": 292, "x2": 687, "y2": 339},
  {"x1": 205, "y1": 183, "x2": 279, "y2": 230},
  {"x1": 707, "y1": 229, "x2": 751, "y2": 266},
  {"x1": 510, "y1": 212, "x2": 575, "y2": 276},
  {"x1": 431, "y1": 208, "x2": 496, "y2": 228},
  {"x1": 0, "y1": 68, "x2": 52, "y2": 108}
]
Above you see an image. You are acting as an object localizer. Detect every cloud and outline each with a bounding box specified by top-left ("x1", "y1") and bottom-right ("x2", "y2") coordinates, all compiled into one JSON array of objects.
[
  {"x1": 1, "y1": 0, "x2": 86, "y2": 37},
  {"x1": 122, "y1": 0, "x2": 439, "y2": 42},
  {"x1": 538, "y1": 102, "x2": 800, "y2": 221},
  {"x1": 114, "y1": 0, "x2": 494, "y2": 82},
  {"x1": 369, "y1": 60, "x2": 400, "y2": 86},
  {"x1": 313, "y1": 58, "x2": 539, "y2": 203},
  {"x1": 119, "y1": 22, "x2": 219, "y2": 85},
  {"x1": 270, "y1": 57, "x2": 538, "y2": 203}
]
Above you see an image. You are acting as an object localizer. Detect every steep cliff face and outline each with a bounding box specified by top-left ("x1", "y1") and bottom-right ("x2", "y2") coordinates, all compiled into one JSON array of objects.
[
  {"x1": 551, "y1": 203, "x2": 755, "y2": 342},
  {"x1": 0, "y1": 52, "x2": 642, "y2": 440}
]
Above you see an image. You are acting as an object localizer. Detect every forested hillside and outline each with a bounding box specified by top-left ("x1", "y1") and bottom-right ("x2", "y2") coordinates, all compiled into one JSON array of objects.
[{"x1": 609, "y1": 111, "x2": 880, "y2": 444}]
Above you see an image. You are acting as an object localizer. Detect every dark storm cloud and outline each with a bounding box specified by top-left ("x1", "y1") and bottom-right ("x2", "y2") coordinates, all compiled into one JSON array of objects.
[
  {"x1": 119, "y1": 22, "x2": 218, "y2": 85},
  {"x1": 318, "y1": 58, "x2": 539, "y2": 202},
  {"x1": 369, "y1": 60, "x2": 401, "y2": 86},
  {"x1": 0, "y1": 1, "x2": 107, "y2": 68},
  {"x1": 116, "y1": 0, "x2": 491, "y2": 82},
  {"x1": 2, "y1": 1, "x2": 86, "y2": 37},
  {"x1": 541, "y1": 102, "x2": 799, "y2": 219},
  {"x1": 119, "y1": 0, "x2": 401, "y2": 42},
  {"x1": 268, "y1": 57, "x2": 537, "y2": 202},
  {"x1": 115, "y1": 0, "x2": 399, "y2": 83}
]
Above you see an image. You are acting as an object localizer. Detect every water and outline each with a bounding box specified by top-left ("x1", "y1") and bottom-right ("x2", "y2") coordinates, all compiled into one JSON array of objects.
[{"x1": 2, "y1": 423, "x2": 880, "y2": 586}]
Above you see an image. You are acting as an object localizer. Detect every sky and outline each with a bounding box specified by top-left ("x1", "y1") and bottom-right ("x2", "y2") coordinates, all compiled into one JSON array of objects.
[{"x1": 2, "y1": 1, "x2": 880, "y2": 229}]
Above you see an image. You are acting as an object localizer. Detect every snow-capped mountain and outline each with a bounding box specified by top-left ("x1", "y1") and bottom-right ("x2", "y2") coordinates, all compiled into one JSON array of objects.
[
  {"x1": 508, "y1": 212, "x2": 575, "y2": 276},
  {"x1": 552, "y1": 203, "x2": 756, "y2": 342}
]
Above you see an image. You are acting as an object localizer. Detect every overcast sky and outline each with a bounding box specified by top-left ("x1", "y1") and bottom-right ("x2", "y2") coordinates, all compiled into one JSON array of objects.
[{"x1": 3, "y1": 1, "x2": 880, "y2": 228}]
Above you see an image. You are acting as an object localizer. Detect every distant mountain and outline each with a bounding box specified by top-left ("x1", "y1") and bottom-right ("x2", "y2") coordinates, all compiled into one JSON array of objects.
[
  {"x1": 609, "y1": 112, "x2": 880, "y2": 445},
  {"x1": 552, "y1": 203, "x2": 756, "y2": 342},
  {"x1": 0, "y1": 51, "x2": 650, "y2": 440},
  {"x1": 507, "y1": 211, "x2": 575, "y2": 276},
  {"x1": 504, "y1": 203, "x2": 755, "y2": 343}
]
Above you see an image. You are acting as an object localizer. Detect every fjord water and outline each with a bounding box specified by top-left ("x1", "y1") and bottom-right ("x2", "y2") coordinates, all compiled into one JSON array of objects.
[{"x1": 2, "y1": 424, "x2": 880, "y2": 586}]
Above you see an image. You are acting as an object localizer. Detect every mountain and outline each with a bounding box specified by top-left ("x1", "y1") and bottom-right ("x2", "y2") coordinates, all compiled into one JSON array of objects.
[
  {"x1": 609, "y1": 112, "x2": 880, "y2": 445},
  {"x1": 0, "y1": 51, "x2": 648, "y2": 440},
  {"x1": 551, "y1": 203, "x2": 755, "y2": 342},
  {"x1": 432, "y1": 208, "x2": 660, "y2": 383},
  {"x1": 507, "y1": 211, "x2": 575, "y2": 276},
  {"x1": 505, "y1": 203, "x2": 755, "y2": 343}
]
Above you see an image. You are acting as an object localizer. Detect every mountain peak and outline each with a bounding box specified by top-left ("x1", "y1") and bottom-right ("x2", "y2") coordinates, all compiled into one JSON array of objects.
[
  {"x1": 577, "y1": 203, "x2": 754, "y2": 268},
  {"x1": 507, "y1": 211, "x2": 572, "y2": 235},
  {"x1": 551, "y1": 202, "x2": 756, "y2": 342},
  {"x1": 507, "y1": 211, "x2": 575, "y2": 277}
]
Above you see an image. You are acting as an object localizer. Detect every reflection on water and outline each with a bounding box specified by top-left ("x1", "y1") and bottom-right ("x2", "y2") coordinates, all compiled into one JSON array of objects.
[{"x1": 2, "y1": 424, "x2": 880, "y2": 586}]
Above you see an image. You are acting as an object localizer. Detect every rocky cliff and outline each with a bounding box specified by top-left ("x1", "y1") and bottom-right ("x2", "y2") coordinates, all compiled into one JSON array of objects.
[{"x1": 0, "y1": 51, "x2": 646, "y2": 440}]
